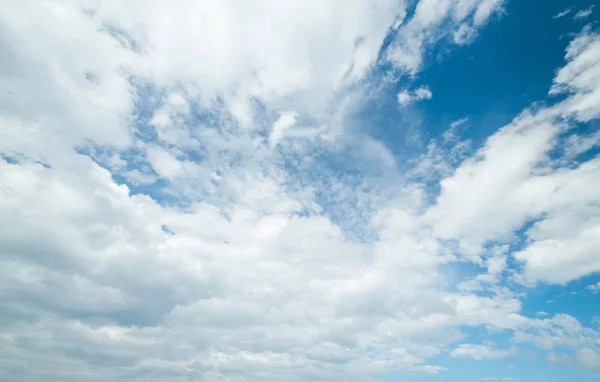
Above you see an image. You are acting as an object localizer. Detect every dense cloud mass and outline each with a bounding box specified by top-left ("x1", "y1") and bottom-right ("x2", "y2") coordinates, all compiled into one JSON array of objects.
[{"x1": 1, "y1": 1, "x2": 600, "y2": 381}]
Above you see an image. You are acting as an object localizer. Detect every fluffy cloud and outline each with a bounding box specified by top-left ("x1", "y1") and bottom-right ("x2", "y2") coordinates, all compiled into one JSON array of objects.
[
  {"x1": 426, "y1": 30, "x2": 600, "y2": 285},
  {"x1": 1, "y1": 1, "x2": 600, "y2": 381},
  {"x1": 0, "y1": 153, "x2": 533, "y2": 381},
  {"x1": 397, "y1": 86, "x2": 433, "y2": 106},
  {"x1": 269, "y1": 111, "x2": 299, "y2": 147}
]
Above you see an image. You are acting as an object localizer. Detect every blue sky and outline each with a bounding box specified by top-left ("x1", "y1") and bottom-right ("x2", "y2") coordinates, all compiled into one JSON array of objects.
[{"x1": 1, "y1": 1, "x2": 600, "y2": 381}]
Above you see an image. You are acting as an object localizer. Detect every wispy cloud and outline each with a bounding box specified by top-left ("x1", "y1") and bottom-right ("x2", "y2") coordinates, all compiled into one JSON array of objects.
[
  {"x1": 553, "y1": 7, "x2": 572, "y2": 19},
  {"x1": 574, "y1": 5, "x2": 595, "y2": 20},
  {"x1": 451, "y1": 344, "x2": 512, "y2": 360}
]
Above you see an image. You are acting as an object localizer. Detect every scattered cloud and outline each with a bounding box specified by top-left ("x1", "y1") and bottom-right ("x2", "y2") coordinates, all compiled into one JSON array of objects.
[
  {"x1": 1, "y1": 1, "x2": 600, "y2": 381},
  {"x1": 574, "y1": 5, "x2": 595, "y2": 20},
  {"x1": 386, "y1": 0, "x2": 506, "y2": 73},
  {"x1": 398, "y1": 85, "x2": 434, "y2": 106},
  {"x1": 450, "y1": 117, "x2": 470, "y2": 129},
  {"x1": 586, "y1": 282, "x2": 600, "y2": 294},
  {"x1": 553, "y1": 7, "x2": 572, "y2": 19},
  {"x1": 426, "y1": 29, "x2": 600, "y2": 281}
]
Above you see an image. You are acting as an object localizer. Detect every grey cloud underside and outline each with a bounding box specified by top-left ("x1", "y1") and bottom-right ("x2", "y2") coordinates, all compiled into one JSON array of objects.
[{"x1": 2, "y1": 1, "x2": 600, "y2": 381}]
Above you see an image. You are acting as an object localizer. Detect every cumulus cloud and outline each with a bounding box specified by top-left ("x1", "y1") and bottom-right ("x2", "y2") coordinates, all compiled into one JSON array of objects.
[
  {"x1": 1, "y1": 1, "x2": 600, "y2": 381},
  {"x1": 397, "y1": 86, "x2": 433, "y2": 106},
  {"x1": 425, "y1": 30, "x2": 600, "y2": 283},
  {"x1": 513, "y1": 314, "x2": 600, "y2": 356}
]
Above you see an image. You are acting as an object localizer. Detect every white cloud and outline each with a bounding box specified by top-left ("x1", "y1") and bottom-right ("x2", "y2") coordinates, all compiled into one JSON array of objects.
[
  {"x1": 146, "y1": 146, "x2": 186, "y2": 180},
  {"x1": 415, "y1": 86, "x2": 433, "y2": 100},
  {"x1": 450, "y1": 117, "x2": 470, "y2": 129},
  {"x1": 124, "y1": 169, "x2": 157, "y2": 185},
  {"x1": 454, "y1": 23, "x2": 477, "y2": 44},
  {"x1": 550, "y1": 29, "x2": 600, "y2": 121},
  {"x1": 425, "y1": 30, "x2": 600, "y2": 284},
  {"x1": 513, "y1": 213, "x2": 600, "y2": 284},
  {"x1": 386, "y1": 0, "x2": 506, "y2": 73},
  {"x1": 425, "y1": 110, "x2": 562, "y2": 255},
  {"x1": 397, "y1": 90, "x2": 414, "y2": 105},
  {"x1": 513, "y1": 314, "x2": 600, "y2": 357},
  {"x1": 269, "y1": 111, "x2": 298, "y2": 147},
  {"x1": 398, "y1": 86, "x2": 433, "y2": 106},
  {"x1": 5, "y1": 151, "x2": 519, "y2": 380},
  {"x1": 586, "y1": 282, "x2": 600, "y2": 294},
  {"x1": 574, "y1": 5, "x2": 594, "y2": 20},
  {"x1": 1, "y1": 1, "x2": 600, "y2": 381},
  {"x1": 0, "y1": 0, "x2": 404, "y2": 160},
  {"x1": 564, "y1": 129, "x2": 600, "y2": 157},
  {"x1": 86, "y1": 0, "x2": 405, "y2": 121},
  {"x1": 450, "y1": 343, "x2": 511, "y2": 360},
  {"x1": 408, "y1": 120, "x2": 472, "y2": 182},
  {"x1": 553, "y1": 8, "x2": 572, "y2": 19}
]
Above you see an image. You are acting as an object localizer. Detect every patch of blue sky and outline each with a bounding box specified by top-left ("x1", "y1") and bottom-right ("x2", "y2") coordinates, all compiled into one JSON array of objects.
[{"x1": 521, "y1": 273, "x2": 600, "y2": 326}]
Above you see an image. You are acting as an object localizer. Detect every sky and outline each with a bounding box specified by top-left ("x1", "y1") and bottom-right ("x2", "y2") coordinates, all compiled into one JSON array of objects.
[{"x1": 1, "y1": 0, "x2": 600, "y2": 381}]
